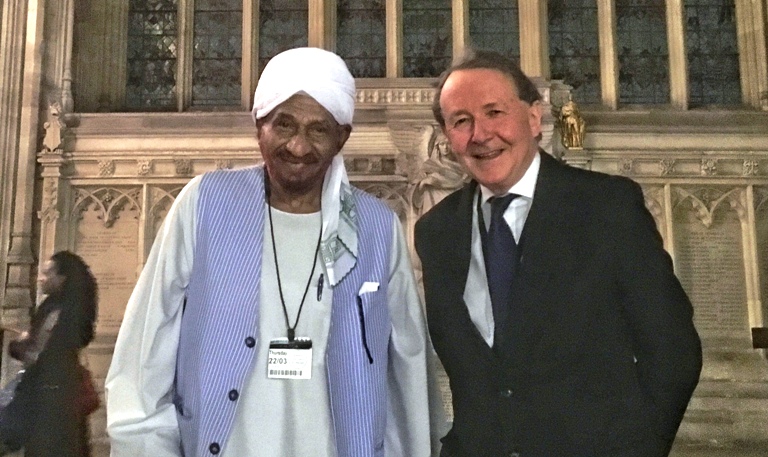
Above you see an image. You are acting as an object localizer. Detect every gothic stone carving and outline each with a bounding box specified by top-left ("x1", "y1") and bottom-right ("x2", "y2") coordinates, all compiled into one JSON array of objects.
[
  {"x1": 174, "y1": 158, "x2": 193, "y2": 176},
  {"x1": 42, "y1": 102, "x2": 66, "y2": 153},
  {"x1": 215, "y1": 159, "x2": 233, "y2": 170},
  {"x1": 99, "y1": 160, "x2": 116, "y2": 177},
  {"x1": 674, "y1": 187, "x2": 744, "y2": 228},
  {"x1": 344, "y1": 157, "x2": 397, "y2": 175},
  {"x1": 37, "y1": 179, "x2": 60, "y2": 223},
  {"x1": 743, "y1": 159, "x2": 759, "y2": 176},
  {"x1": 73, "y1": 187, "x2": 142, "y2": 228},
  {"x1": 619, "y1": 159, "x2": 634, "y2": 175},
  {"x1": 149, "y1": 186, "x2": 184, "y2": 231},
  {"x1": 701, "y1": 158, "x2": 718, "y2": 176},
  {"x1": 137, "y1": 159, "x2": 154, "y2": 176},
  {"x1": 659, "y1": 159, "x2": 676, "y2": 176},
  {"x1": 397, "y1": 125, "x2": 467, "y2": 218},
  {"x1": 355, "y1": 88, "x2": 435, "y2": 105}
]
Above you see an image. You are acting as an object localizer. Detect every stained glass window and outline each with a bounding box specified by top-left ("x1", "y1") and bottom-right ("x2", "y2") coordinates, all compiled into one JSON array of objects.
[
  {"x1": 337, "y1": 0, "x2": 386, "y2": 77},
  {"x1": 192, "y1": 0, "x2": 242, "y2": 107},
  {"x1": 259, "y1": 0, "x2": 309, "y2": 72},
  {"x1": 127, "y1": 0, "x2": 178, "y2": 110},
  {"x1": 548, "y1": 0, "x2": 600, "y2": 104},
  {"x1": 403, "y1": 0, "x2": 452, "y2": 77},
  {"x1": 616, "y1": 0, "x2": 670, "y2": 104},
  {"x1": 469, "y1": 0, "x2": 520, "y2": 62},
  {"x1": 685, "y1": 0, "x2": 741, "y2": 106}
]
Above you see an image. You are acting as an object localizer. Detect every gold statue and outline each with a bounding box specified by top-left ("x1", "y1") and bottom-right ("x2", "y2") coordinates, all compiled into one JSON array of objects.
[{"x1": 557, "y1": 97, "x2": 586, "y2": 150}]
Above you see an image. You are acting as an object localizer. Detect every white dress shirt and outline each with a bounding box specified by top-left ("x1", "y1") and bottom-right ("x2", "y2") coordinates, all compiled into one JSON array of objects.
[{"x1": 463, "y1": 152, "x2": 541, "y2": 346}]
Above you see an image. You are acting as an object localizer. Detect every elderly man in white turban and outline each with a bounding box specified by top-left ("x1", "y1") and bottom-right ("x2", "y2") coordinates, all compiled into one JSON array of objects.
[{"x1": 106, "y1": 48, "x2": 442, "y2": 457}]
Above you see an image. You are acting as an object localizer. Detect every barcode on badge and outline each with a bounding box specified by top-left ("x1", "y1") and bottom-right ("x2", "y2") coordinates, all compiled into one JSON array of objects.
[{"x1": 269, "y1": 370, "x2": 302, "y2": 376}]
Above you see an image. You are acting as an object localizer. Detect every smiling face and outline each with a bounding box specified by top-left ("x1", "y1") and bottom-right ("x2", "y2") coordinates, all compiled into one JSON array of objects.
[
  {"x1": 439, "y1": 68, "x2": 542, "y2": 195},
  {"x1": 257, "y1": 94, "x2": 351, "y2": 208}
]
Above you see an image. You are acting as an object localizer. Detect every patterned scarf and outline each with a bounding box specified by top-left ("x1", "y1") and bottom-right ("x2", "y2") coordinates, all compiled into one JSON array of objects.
[{"x1": 320, "y1": 154, "x2": 358, "y2": 286}]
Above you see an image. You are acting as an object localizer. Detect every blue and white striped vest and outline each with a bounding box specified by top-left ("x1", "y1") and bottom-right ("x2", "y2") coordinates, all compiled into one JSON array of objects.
[{"x1": 174, "y1": 166, "x2": 394, "y2": 457}]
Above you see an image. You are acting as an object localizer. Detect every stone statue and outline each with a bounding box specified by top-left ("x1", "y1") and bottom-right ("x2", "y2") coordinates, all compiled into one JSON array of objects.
[
  {"x1": 399, "y1": 125, "x2": 466, "y2": 218},
  {"x1": 557, "y1": 97, "x2": 586, "y2": 150},
  {"x1": 42, "y1": 102, "x2": 65, "y2": 153}
]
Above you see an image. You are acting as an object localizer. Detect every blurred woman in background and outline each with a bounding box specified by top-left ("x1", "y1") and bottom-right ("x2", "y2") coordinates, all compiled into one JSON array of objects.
[{"x1": 0, "y1": 251, "x2": 98, "y2": 456}]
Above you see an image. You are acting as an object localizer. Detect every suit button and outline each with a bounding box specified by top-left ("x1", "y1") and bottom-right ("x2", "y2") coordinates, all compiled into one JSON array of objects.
[
  {"x1": 245, "y1": 336, "x2": 256, "y2": 348},
  {"x1": 209, "y1": 442, "x2": 220, "y2": 454},
  {"x1": 228, "y1": 389, "x2": 239, "y2": 401},
  {"x1": 500, "y1": 389, "x2": 513, "y2": 398}
]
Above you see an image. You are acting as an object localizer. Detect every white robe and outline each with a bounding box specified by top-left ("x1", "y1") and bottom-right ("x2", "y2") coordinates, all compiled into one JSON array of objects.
[{"x1": 105, "y1": 176, "x2": 446, "y2": 457}]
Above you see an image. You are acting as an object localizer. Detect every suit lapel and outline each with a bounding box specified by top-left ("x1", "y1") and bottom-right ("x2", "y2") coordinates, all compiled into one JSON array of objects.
[
  {"x1": 502, "y1": 152, "x2": 564, "y2": 361},
  {"x1": 519, "y1": 151, "x2": 562, "y2": 262},
  {"x1": 451, "y1": 181, "x2": 477, "y2": 283},
  {"x1": 440, "y1": 181, "x2": 500, "y2": 355}
]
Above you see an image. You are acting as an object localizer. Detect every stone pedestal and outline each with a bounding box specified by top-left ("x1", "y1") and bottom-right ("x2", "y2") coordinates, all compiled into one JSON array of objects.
[{"x1": 676, "y1": 347, "x2": 768, "y2": 452}]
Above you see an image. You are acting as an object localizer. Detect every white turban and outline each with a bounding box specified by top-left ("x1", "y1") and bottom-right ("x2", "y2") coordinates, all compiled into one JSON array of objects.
[
  {"x1": 251, "y1": 47, "x2": 356, "y2": 125},
  {"x1": 252, "y1": 47, "x2": 359, "y2": 286}
]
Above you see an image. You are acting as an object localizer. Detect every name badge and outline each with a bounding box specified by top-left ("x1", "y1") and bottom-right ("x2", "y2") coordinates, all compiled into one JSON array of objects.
[{"x1": 268, "y1": 338, "x2": 312, "y2": 380}]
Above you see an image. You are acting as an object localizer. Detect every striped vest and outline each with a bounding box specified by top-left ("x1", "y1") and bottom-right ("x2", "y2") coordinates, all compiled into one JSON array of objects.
[{"x1": 174, "y1": 166, "x2": 394, "y2": 457}]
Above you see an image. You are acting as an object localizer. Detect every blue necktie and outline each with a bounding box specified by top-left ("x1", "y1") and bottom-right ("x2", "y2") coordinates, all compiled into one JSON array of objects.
[{"x1": 484, "y1": 194, "x2": 519, "y2": 347}]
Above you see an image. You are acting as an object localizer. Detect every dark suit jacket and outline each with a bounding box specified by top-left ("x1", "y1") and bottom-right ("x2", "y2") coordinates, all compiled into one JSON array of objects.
[{"x1": 415, "y1": 152, "x2": 702, "y2": 457}]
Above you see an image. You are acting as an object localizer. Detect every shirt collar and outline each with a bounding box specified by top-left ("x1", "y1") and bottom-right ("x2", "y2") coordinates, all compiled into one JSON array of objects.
[{"x1": 479, "y1": 150, "x2": 541, "y2": 204}]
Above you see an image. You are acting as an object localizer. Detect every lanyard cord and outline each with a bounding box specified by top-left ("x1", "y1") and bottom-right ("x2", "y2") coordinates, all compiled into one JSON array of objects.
[{"x1": 265, "y1": 174, "x2": 322, "y2": 342}]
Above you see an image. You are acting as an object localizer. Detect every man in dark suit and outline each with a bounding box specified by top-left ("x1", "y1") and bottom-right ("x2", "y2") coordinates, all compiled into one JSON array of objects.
[{"x1": 414, "y1": 49, "x2": 702, "y2": 457}]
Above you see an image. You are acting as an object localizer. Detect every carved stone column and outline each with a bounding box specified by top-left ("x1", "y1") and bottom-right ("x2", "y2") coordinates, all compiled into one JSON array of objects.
[
  {"x1": 596, "y1": 0, "x2": 619, "y2": 109},
  {"x1": 72, "y1": 0, "x2": 129, "y2": 112},
  {"x1": 385, "y1": 0, "x2": 402, "y2": 77},
  {"x1": 309, "y1": 0, "x2": 336, "y2": 50},
  {"x1": 0, "y1": 0, "x2": 28, "y2": 312},
  {"x1": 60, "y1": 0, "x2": 76, "y2": 113},
  {"x1": 242, "y1": 0, "x2": 259, "y2": 108},
  {"x1": 518, "y1": 0, "x2": 548, "y2": 78},
  {"x1": 1, "y1": 0, "x2": 47, "y2": 384},
  {"x1": 738, "y1": 186, "x2": 763, "y2": 329},
  {"x1": 735, "y1": 0, "x2": 768, "y2": 109},
  {"x1": 450, "y1": 0, "x2": 469, "y2": 61},
  {"x1": 665, "y1": 0, "x2": 688, "y2": 109},
  {"x1": 38, "y1": 103, "x2": 70, "y2": 263},
  {"x1": 0, "y1": 0, "x2": 31, "y2": 387},
  {"x1": 35, "y1": 0, "x2": 77, "y2": 115}
]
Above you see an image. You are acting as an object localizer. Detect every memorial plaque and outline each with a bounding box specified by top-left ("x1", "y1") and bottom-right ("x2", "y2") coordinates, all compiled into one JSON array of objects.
[
  {"x1": 758, "y1": 203, "x2": 768, "y2": 319},
  {"x1": 435, "y1": 363, "x2": 453, "y2": 421},
  {"x1": 75, "y1": 202, "x2": 141, "y2": 334},
  {"x1": 674, "y1": 203, "x2": 748, "y2": 340}
]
